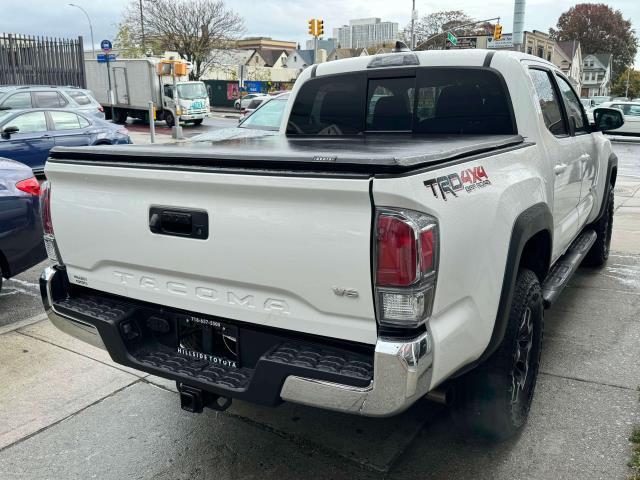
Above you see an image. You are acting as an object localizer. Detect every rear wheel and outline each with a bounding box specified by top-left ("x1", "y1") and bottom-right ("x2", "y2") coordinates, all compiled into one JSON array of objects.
[
  {"x1": 113, "y1": 109, "x2": 128, "y2": 124},
  {"x1": 165, "y1": 111, "x2": 175, "y2": 128},
  {"x1": 583, "y1": 187, "x2": 614, "y2": 267},
  {"x1": 451, "y1": 268, "x2": 543, "y2": 441}
]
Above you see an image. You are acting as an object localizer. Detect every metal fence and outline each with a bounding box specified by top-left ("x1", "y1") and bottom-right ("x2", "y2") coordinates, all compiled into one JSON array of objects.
[{"x1": 0, "y1": 34, "x2": 86, "y2": 87}]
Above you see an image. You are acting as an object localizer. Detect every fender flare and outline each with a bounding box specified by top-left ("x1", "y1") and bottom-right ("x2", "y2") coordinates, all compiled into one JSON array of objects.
[
  {"x1": 592, "y1": 153, "x2": 618, "y2": 224},
  {"x1": 453, "y1": 202, "x2": 553, "y2": 377}
]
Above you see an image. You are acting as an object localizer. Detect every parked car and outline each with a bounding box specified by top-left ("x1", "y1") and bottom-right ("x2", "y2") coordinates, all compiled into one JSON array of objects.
[
  {"x1": 239, "y1": 96, "x2": 271, "y2": 121},
  {"x1": 0, "y1": 158, "x2": 46, "y2": 292},
  {"x1": 233, "y1": 93, "x2": 267, "y2": 110},
  {"x1": 40, "y1": 49, "x2": 621, "y2": 442},
  {"x1": 0, "y1": 108, "x2": 131, "y2": 176},
  {"x1": 580, "y1": 98, "x2": 595, "y2": 108},
  {"x1": 190, "y1": 93, "x2": 290, "y2": 143},
  {"x1": 0, "y1": 85, "x2": 105, "y2": 119},
  {"x1": 587, "y1": 101, "x2": 640, "y2": 135},
  {"x1": 591, "y1": 95, "x2": 611, "y2": 106}
]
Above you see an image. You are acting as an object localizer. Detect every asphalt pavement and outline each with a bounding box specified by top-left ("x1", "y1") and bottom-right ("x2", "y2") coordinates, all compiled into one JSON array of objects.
[{"x1": 0, "y1": 138, "x2": 638, "y2": 479}]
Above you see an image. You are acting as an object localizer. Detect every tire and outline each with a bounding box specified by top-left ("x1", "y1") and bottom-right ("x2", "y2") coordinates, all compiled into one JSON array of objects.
[
  {"x1": 234, "y1": 102, "x2": 241, "y2": 110},
  {"x1": 165, "y1": 111, "x2": 175, "y2": 128},
  {"x1": 192, "y1": 119, "x2": 203, "y2": 126},
  {"x1": 113, "y1": 109, "x2": 128, "y2": 124},
  {"x1": 0, "y1": 274, "x2": 3, "y2": 293},
  {"x1": 450, "y1": 268, "x2": 543, "y2": 441},
  {"x1": 583, "y1": 187, "x2": 614, "y2": 267}
]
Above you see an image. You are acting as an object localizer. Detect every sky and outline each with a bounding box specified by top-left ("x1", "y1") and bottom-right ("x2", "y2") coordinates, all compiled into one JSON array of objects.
[{"x1": 2, "y1": 0, "x2": 639, "y2": 64}]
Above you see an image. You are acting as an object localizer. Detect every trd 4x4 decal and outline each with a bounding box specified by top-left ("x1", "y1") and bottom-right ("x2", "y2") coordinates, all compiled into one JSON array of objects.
[{"x1": 424, "y1": 166, "x2": 491, "y2": 201}]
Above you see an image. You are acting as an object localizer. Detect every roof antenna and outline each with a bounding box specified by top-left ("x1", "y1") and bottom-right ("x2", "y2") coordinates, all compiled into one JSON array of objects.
[{"x1": 393, "y1": 41, "x2": 411, "y2": 52}]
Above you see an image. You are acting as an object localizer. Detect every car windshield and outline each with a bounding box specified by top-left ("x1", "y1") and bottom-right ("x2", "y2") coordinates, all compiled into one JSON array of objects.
[
  {"x1": 177, "y1": 83, "x2": 207, "y2": 100},
  {"x1": 240, "y1": 98, "x2": 288, "y2": 131}
]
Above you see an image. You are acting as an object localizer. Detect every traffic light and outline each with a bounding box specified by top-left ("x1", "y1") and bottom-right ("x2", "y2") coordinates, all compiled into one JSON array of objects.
[
  {"x1": 317, "y1": 19, "x2": 324, "y2": 37},
  {"x1": 493, "y1": 23, "x2": 503, "y2": 41},
  {"x1": 308, "y1": 19, "x2": 317, "y2": 36}
]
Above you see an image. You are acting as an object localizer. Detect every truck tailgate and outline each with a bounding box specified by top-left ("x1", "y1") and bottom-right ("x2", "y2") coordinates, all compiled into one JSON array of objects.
[{"x1": 46, "y1": 162, "x2": 376, "y2": 344}]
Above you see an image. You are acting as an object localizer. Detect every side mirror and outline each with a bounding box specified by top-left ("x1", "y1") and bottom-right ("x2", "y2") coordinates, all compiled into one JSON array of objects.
[
  {"x1": 1, "y1": 125, "x2": 19, "y2": 139},
  {"x1": 592, "y1": 107, "x2": 624, "y2": 132}
]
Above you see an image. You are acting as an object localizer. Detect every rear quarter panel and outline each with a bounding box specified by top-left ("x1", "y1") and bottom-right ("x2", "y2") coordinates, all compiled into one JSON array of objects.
[{"x1": 372, "y1": 144, "x2": 548, "y2": 387}]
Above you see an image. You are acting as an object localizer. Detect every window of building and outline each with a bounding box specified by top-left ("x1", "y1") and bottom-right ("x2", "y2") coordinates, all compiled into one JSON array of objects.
[
  {"x1": 527, "y1": 46, "x2": 533, "y2": 55},
  {"x1": 537, "y1": 47, "x2": 544, "y2": 58},
  {"x1": 555, "y1": 74, "x2": 587, "y2": 134},
  {"x1": 529, "y1": 68, "x2": 566, "y2": 136}
]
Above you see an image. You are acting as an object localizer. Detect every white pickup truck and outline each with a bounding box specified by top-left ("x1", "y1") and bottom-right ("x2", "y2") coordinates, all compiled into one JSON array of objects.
[{"x1": 39, "y1": 49, "x2": 624, "y2": 441}]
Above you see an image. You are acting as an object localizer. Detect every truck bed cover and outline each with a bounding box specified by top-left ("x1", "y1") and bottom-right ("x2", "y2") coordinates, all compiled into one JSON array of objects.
[{"x1": 48, "y1": 134, "x2": 527, "y2": 175}]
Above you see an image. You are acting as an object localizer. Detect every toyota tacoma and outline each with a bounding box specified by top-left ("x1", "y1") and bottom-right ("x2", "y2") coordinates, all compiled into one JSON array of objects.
[{"x1": 39, "y1": 49, "x2": 623, "y2": 440}]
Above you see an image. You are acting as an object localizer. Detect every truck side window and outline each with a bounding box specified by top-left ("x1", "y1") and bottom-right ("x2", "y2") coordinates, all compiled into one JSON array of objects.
[
  {"x1": 529, "y1": 69, "x2": 567, "y2": 136},
  {"x1": 555, "y1": 74, "x2": 587, "y2": 134},
  {"x1": 164, "y1": 85, "x2": 173, "y2": 99}
]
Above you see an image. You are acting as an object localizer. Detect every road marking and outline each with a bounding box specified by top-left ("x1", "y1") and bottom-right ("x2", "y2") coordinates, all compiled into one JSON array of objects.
[{"x1": 0, "y1": 313, "x2": 47, "y2": 336}]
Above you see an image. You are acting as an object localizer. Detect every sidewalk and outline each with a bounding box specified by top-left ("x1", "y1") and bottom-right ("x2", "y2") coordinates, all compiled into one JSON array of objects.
[{"x1": 0, "y1": 179, "x2": 638, "y2": 479}]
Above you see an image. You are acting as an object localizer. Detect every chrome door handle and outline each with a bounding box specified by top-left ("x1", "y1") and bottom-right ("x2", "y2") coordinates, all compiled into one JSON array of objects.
[{"x1": 554, "y1": 164, "x2": 567, "y2": 175}]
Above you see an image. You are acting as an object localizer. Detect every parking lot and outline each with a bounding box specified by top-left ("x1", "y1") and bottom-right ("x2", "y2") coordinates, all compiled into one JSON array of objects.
[{"x1": 0, "y1": 140, "x2": 639, "y2": 480}]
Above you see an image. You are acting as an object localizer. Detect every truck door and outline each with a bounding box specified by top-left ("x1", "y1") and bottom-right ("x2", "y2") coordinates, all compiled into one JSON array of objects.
[
  {"x1": 113, "y1": 67, "x2": 130, "y2": 105},
  {"x1": 528, "y1": 68, "x2": 583, "y2": 260},
  {"x1": 554, "y1": 73, "x2": 598, "y2": 229}
]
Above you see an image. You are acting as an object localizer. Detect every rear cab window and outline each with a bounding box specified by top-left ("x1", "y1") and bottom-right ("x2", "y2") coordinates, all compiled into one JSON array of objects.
[{"x1": 287, "y1": 68, "x2": 515, "y2": 136}]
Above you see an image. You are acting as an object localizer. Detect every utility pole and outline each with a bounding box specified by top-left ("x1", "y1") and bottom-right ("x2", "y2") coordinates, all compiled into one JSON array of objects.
[
  {"x1": 139, "y1": 0, "x2": 146, "y2": 54},
  {"x1": 410, "y1": 0, "x2": 416, "y2": 50},
  {"x1": 625, "y1": 67, "x2": 631, "y2": 98}
]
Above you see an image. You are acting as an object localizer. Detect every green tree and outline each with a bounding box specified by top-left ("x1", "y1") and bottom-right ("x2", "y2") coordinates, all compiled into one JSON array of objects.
[
  {"x1": 550, "y1": 3, "x2": 638, "y2": 80},
  {"x1": 118, "y1": 0, "x2": 244, "y2": 80},
  {"x1": 610, "y1": 68, "x2": 640, "y2": 99}
]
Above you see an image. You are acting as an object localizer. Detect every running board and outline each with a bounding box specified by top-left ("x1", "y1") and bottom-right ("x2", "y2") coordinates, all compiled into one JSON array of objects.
[{"x1": 542, "y1": 229, "x2": 597, "y2": 308}]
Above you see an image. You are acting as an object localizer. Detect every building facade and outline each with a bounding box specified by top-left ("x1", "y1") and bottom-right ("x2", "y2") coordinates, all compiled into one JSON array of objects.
[
  {"x1": 305, "y1": 37, "x2": 338, "y2": 53},
  {"x1": 235, "y1": 37, "x2": 297, "y2": 54},
  {"x1": 554, "y1": 40, "x2": 583, "y2": 91},
  {"x1": 333, "y1": 18, "x2": 399, "y2": 49},
  {"x1": 581, "y1": 53, "x2": 612, "y2": 97}
]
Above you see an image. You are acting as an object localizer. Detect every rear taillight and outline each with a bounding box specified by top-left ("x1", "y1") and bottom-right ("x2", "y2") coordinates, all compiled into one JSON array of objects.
[
  {"x1": 40, "y1": 181, "x2": 62, "y2": 265},
  {"x1": 375, "y1": 208, "x2": 438, "y2": 328},
  {"x1": 15, "y1": 177, "x2": 41, "y2": 196}
]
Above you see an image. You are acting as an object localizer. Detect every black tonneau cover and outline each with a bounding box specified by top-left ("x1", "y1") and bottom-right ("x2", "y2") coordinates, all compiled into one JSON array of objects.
[{"x1": 48, "y1": 134, "x2": 526, "y2": 175}]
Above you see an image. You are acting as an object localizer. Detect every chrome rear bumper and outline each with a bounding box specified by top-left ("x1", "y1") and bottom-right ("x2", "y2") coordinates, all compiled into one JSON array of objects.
[{"x1": 41, "y1": 266, "x2": 433, "y2": 416}]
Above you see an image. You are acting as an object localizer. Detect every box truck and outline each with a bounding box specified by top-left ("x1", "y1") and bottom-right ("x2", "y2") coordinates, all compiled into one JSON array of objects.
[{"x1": 85, "y1": 57, "x2": 210, "y2": 127}]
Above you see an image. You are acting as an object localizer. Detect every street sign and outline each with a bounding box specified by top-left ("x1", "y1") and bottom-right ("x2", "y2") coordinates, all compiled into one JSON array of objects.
[
  {"x1": 487, "y1": 33, "x2": 514, "y2": 48},
  {"x1": 100, "y1": 39, "x2": 112, "y2": 52},
  {"x1": 447, "y1": 32, "x2": 458, "y2": 46},
  {"x1": 97, "y1": 53, "x2": 116, "y2": 63}
]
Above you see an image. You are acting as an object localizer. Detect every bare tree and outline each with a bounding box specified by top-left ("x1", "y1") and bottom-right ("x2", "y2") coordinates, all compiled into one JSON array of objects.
[
  {"x1": 117, "y1": 0, "x2": 244, "y2": 79},
  {"x1": 403, "y1": 10, "x2": 493, "y2": 50}
]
